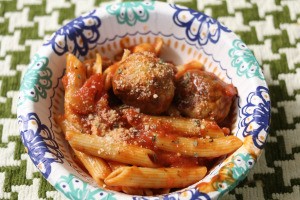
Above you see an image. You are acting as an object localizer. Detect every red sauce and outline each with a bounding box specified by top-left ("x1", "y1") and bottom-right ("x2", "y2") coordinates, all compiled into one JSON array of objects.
[
  {"x1": 155, "y1": 150, "x2": 199, "y2": 167},
  {"x1": 127, "y1": 131, "x2": 201, "y2": 167},
  {"x1": 70, "y1": 74, "x2": 104, "y2": 114},
  {"x1": 63, "y1": 54, "x2": 235, "y2": 171}
]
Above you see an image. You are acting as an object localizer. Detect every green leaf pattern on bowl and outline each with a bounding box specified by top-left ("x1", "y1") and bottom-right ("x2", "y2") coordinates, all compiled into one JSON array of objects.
[
  {"x1": 19, "y1": 54, "x2": 52, "y2": 104},
  {"x1": 55, "y1": 174, "x2": 116, "y2": 200},
  {"x1": 197, "y1": 152, "x2": 255, "y2": 199},
  {"x1": 106, "y1": 1, "x2": 154, "y2": 26},
  {"x1": 218, "y1": 153, "x2": 255, "y2": 198},
  {"x1": 228, "y1": 39, "x2": 264, "y2": 80}
]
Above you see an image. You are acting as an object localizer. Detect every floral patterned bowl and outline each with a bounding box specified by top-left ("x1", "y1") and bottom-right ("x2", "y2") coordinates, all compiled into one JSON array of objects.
[{"x1": 17, "y1": 1, "x2": 271, "y2": 200}]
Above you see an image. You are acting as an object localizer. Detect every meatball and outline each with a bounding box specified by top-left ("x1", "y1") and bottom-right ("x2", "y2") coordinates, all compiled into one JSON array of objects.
[
  {"x1": 112, "y1": 51, "x2": 175, "y2": 115},
  {"x1": 174, "y1": 70, "x2": 237, "y2": 123}
]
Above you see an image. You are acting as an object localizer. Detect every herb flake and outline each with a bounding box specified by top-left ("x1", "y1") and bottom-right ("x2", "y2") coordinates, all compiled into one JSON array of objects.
[
  {"x1": 117, "y1": 68, "x2": 122, "y2": 74},
  {"x1": 193, "y1": 119, "x2": 201, "y2": 127},
  {"x1": 172, "y1": 140, "x2": 180, "y2": 144},
  {"x1": 193, "y1": 140, "x2": 198, "y2": 147},
  {"x1": 152, "y1": 134, "x2": 157, "y2": 143}
]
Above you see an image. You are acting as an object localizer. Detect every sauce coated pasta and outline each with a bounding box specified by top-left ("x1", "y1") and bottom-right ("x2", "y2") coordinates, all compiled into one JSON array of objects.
[{"x1": 55, "y1": 37, "x2": 241, "y2": 195}]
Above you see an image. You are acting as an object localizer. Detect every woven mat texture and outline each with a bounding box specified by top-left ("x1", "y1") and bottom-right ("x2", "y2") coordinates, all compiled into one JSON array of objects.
[{"x1": 0, "y1": 0, "x2": 299, "y2": 199}]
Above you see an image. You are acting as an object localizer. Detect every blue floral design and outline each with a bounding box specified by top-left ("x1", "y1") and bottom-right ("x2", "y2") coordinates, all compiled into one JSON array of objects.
[
  {"x1": 18, "y1": 113, "x2": 63, "y2": 178},
  {"x1": 132, "y1": 189, "x2": 211, "y2": 200},
  {"x1": 180, "y1": 189, "x2": 211, "y2": 200},
  {"x1": 171, "y1": 4, "x2": 231, "y2": 46},
  {"x1": 106, "y1": 1, "x2": 154, "y2": 26},
  {"x1": 229, "y1": 39, "x2": 264, "y2": 80},
  {"x1": 133, "y1": 197, "x2": 159, "y2": 200},
  {"x1": 55, "y1": 174, "x2": 116, "y2": 200},
  {"x1": 157, "y1": 189, "x2": 210, "y2": 200},
  {"x1": 18, "y1": 54, "x2": 52, "y2": 105},
  {"x1": 240, "y1": 86, "x2": 271, "y2": 149},
  {"x1": 43, "y1": 10, "x2": 101, "y2": 56}
]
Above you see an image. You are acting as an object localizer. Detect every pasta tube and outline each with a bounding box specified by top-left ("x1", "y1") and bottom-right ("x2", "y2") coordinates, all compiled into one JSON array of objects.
[
  {"x1": 65, "y1": 53, "x2": 87, "y2": 90},
  {"x1": 93, "y1": 53, "x2": 103, "y2": 74},
  {"x1": 149, "y1": 116, "x2": 225, "y2": 138},
  {"x1": 55, "y1": 115, "x2": 111, "y2": 186},
  {"x1": 66, "y1": 130, "x2": 157, "y2": 168},
  {"x1": 175, "y1": 60, "x2": 204, "y2": 79},
  {"x1": 103, "y1": 62, "x2": 119, "y2": 91},
  {"x1": 155, "y1": 135, "x2": 242, "y2": 158},
  {"x1": 122, "y1": 108, "x2": 226, "y2": 138},
  {"x1": 74, "y1": 150, "x2": 111, "y2": 186},
  {"x1": 64, "y1": 54, "x2": 87, "y2": 130},
  {"x1": 105, "y1": 166, "x2": 207, "y2": 188},
  {"x1": 121, "y1": 187, "x2": 146, "y2": 195}
]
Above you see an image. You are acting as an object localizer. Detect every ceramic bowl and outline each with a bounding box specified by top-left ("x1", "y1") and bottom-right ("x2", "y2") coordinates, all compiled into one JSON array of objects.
[{"x1": 17, "y1": 1, "x2": 271, "y2": 199}]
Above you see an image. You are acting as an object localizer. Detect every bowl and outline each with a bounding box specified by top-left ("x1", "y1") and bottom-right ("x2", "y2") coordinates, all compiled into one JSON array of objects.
[{"x1": 17, "y1": 1, "x2": 271, "y2": 199}]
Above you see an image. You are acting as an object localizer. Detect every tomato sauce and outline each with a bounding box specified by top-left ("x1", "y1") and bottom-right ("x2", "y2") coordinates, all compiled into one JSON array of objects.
[
  {"x1": 69, "y1": 74, "x2": 104, "y2": 114},
  {"x1": 63, "y1": 53, "x2": 234, "y2": 171}
]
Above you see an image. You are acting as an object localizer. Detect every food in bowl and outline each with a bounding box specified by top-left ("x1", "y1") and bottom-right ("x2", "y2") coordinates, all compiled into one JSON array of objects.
[
  {"x1": 175, "y1": 69, "x2": 237, "y2": 124},
  {"x1": 17, "y1": 1, "x2": 271, "y2": 199},
  {"x1": 54, "y1": 38, "x2": 242, "y2": 195}
]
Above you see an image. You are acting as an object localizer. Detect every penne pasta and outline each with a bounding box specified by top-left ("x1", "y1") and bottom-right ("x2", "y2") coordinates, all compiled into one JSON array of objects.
[
  {"x1": 121, "y1": 187, "x2": 145, "y2": 196},
  {"x1": 120, "y1": 37, "x2": 163, "y2": 56},
  {"x1": 54, "y1": 114, "x2": 78, "y2": 133},
  {"x1": 143, "y1": 189, "x2": 154, "y2": 196},
  {"x1": 93, "y1": 53, "x2": 103, "y2": 74},
  {"x1": 155, "y1": 135, "x2": 242, "y2": 158},
  {"x1": 65, "y1": 53, "x2": 87, "y2": 90},
  {"x1": 107, "y1": 161, "x2": 127, "y2": 171},
  {"x1": 147, "y1": 116, "x2": 225, "y2": 138},
  {"x1": 85, "y1": 55, "x2": 112, "y2": 77},
  {"x1": 133, "y1": 43, "x2": 156, "y2": 54},
  {"x1": 153, "y1": 37, "x2": 164, "y2": 55},
  {"x1": 122, "y1": 108, "x2": 225, "y2": 138},
  {"x1": 121, "y1": 49, "x2": 131, "y2": 61},
  {"x1": 175, "y1": 60, "x2": 204, "y2": 79},
  {"x1": 103, "y1": 62, "x2": 119, "y2": 91},
  {"x1": 55, "y1": 115, "x2": 112, "y2": 186},
  {"x1": 74, "y1": 150, "x2": 111, "y2": 186},
  {"x1": 104, "y1": 166, "x2": 207, "y2": 189},
  {"x1": 66, "y1": 130, "x2": 157, "y2": 168},
  {"x1": 65, "y1": 54, "x2": 104, "y2": 115},
  {"x1": 64, "y1": 54, "x2": 87, "y2": 131},
  {"x1": 84, "y1": 58, "x2": 96, "y2": 78},
  {"x1": 58, "y1": 38, "x2": 241, "y2": 195}
]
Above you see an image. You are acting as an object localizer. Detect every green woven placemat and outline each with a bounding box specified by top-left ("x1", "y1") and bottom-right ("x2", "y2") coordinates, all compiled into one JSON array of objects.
[{"x1": 0, "y1": 0, "x2": 299, "y2": 199}]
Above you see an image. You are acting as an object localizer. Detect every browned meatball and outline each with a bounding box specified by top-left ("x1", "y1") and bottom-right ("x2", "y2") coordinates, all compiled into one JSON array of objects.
[
  {"x1": 174, "y1": 70, "x2": 237, "y2": 123},
  {"x1": 112, "y1": 51, "x2": 175, "y2": 115}
]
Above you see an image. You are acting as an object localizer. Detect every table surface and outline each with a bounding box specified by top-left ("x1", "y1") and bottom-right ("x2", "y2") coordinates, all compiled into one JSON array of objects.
[{"x1": 0, "y1": 0, "x2": 299, "y2": 199}]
